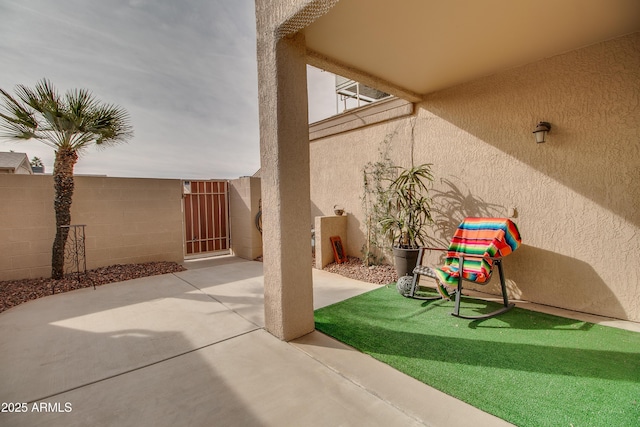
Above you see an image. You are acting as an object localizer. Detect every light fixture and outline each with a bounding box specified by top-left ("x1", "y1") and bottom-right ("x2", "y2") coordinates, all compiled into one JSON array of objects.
[{"x1": 533, "y1": 121, "x2": 551, "y2": 143}]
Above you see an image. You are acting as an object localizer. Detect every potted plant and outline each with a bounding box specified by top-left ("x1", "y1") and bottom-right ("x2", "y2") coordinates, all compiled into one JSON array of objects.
[{"x1": 380, "y1": 163, "x2": 434, "y2": 277}]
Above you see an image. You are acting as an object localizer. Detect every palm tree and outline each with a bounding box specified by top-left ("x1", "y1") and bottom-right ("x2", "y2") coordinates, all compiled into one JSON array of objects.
[
  {"x1": 30, "y1": 156, "x2": 43, "y2": 168},
  {"x1": 0, "y1": 79, "x2": 133, "y2": 279}
]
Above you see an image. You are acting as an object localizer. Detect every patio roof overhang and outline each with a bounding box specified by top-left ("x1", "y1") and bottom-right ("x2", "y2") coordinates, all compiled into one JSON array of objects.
[
  {"x1": 303, "y1": 0, "x2": 640, "y2": 100},
  {"x1": 256, "y1": 0, "x2": 640, "y2": 342}
]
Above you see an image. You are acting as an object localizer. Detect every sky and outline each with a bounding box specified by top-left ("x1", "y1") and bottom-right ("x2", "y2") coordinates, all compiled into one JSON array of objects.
[{"x1": 0, "y1": 0, "x2": 338, "y2": 179}]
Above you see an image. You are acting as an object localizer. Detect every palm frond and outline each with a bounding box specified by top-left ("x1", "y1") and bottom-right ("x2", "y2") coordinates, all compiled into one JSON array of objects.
[
  {"x1": 0, "y1": 88, "x2": 39, "y2": 139},
  {"x1": 0, "y1": 78, "x2": 133, "y2": 151},
  {"x1": 379, "y1": 163, "x2": 435, "y2": 248}
]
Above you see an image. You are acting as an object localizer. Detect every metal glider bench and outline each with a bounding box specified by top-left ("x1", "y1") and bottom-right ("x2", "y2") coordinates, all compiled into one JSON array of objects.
[{"x1": 408, "y1": 217, "x2": 522, "y2": 319}]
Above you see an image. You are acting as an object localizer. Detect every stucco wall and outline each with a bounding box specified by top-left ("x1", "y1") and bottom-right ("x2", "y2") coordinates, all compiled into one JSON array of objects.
[
  {"x1": 314, "y1": 215, "x2": 347, "y2": 269},
  {"x1": 309, "y1": 33, "x2": 640, "y2": 321},
  {"x1": 0, "y1": 175, "x2": 184, "y2": 280},
  {"x1": 229, "y1": 177, "x2": 263, "y2": 260}
]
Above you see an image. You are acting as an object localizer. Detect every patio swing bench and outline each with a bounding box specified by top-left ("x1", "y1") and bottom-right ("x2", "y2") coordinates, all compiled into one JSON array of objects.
[{"x1": 407, "y1": 217, "x2": 522, "y2": 319}]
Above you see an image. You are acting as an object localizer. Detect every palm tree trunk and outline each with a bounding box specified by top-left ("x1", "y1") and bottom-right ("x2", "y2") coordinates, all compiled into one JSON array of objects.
[{"x1": 51, "y1": 148, "x2": 78, "y2": 279}]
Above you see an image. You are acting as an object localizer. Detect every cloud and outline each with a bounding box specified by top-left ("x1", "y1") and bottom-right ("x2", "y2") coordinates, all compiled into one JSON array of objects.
[
  {"x1": 307, "y1": 66, "x2": 338, "y2": 123},
  {"x1": 0, "y1": 0, "x2": 261, "y2": 179}
]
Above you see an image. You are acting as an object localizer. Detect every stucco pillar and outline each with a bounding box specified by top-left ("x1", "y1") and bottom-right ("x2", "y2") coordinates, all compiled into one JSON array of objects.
[
  {"x1": 257, "y1": 31, "x2": 315, "y2": 341},
  {"x1": 229, "y1": 177, "x2": 262, "y2": 261}
]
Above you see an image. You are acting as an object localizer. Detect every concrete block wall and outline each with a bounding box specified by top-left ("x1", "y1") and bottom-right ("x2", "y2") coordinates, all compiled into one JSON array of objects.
[
  {"x1": 0, "y1": 175, "x2": 55, "y2": 281},
  {"x1": 0, "y1": 175, "x2": 184, "y2": 281},
  {"x1": 73, "y1": 176, "x2": 184, "y2": 271}
]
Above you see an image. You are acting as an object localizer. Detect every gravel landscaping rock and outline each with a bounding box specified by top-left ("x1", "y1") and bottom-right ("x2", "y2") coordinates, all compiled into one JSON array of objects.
[
  {"x1": 1, "y1": 257, "x2": 396, "y2": 314},
  {"x1": 323, "y1": 256, "x2": 398, "y2": 285},
  {"x1": 0, "y1": 262, "x2": 186, "y2": 314}
]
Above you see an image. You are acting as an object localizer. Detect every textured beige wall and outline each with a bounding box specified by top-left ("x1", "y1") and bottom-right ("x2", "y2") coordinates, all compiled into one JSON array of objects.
[
  {"x1": 309, "y1": 97, "x2": 414, "y2": 140},
  {"x1": 314, "y1": 215, "x2": 347, "y2": 269},
  {"x1": 0, "y1": 175, "x2": 184, "y2": 280},
  {"x1": 309, "y1": 33, "x2": 640, "y2": 321},
  {"x1": 0, "y1": 175, "x2": 55, "y2": 280},
  {"x1": 310, "y1": 108, "x2": 417, "y2": 259},
  {"x1": 229, "y1": 177, "x2": 263, "y2": 260}
]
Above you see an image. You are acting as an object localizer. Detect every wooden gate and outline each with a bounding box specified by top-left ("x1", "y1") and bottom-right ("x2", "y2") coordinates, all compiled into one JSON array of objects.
[{"x1": 183, "y1": 180, "x2": 230, "y2": 257}]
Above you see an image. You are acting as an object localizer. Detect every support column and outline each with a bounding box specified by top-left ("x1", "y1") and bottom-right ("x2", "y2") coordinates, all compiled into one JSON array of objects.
[{"x1": 257, "y1": 31, "x2": 314, "y2": 341}]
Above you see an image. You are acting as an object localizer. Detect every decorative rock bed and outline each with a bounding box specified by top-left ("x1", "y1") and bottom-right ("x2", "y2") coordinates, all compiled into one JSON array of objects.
[
  {"x1": 1, "y1": 257, "x2": 397, "y2": 314},
  {"x1": 0, "y1": 262, "x2": 186, "y2": 313}
]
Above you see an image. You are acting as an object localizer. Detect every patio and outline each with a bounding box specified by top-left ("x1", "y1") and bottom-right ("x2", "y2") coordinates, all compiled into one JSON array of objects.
[
  {"x1": 1, "y1": 256, "x2": 513, "y2": 426},
  {"x1": 1, "y1": 256, "x2": 639, "y2": 425},
  {"x1": 256, "y1": 0, "x2": 640, "y2": 342}
]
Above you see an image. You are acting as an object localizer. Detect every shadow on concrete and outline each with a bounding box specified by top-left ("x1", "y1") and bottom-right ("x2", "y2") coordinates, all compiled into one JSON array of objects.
[{"x1": 0, "y1": 280, "x2": 264, "y2": 426}]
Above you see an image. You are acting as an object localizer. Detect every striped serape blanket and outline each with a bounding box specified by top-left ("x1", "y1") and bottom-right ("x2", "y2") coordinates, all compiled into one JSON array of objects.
[{"x1": 433, "y1": 218, "x2": 521, "y2": 297}]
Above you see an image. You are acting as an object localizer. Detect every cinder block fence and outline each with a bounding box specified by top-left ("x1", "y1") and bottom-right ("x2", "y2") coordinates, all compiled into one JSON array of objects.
[{"x1": 0, "y1": 175, "x2": 184, "y2": 281}]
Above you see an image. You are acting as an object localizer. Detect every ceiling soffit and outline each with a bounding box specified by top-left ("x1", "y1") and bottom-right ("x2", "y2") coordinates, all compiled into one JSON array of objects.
[{"x1": 303, "y1": 0, "x2": 640, "y2": 96}]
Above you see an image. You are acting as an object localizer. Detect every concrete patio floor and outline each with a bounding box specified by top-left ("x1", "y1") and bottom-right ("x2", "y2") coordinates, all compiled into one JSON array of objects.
[{"x1": 2, "y1": 256, "x2": 636, "y2": 426}]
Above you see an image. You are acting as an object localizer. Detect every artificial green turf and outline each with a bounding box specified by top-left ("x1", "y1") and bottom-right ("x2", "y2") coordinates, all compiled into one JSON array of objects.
[{"x1": 314, "y1": 286, "x2": 640, "y2": 427}]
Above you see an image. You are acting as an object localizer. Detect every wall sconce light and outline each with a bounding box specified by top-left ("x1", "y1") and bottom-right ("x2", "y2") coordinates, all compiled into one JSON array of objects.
[{"x1": 533, "y1": 121, "x2": 551, "y2": 143}]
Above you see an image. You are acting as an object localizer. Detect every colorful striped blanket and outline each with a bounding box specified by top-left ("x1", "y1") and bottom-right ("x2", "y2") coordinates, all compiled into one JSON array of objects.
[{"x1": 434, "y1": 218, "x2": 521, "y2": 292}]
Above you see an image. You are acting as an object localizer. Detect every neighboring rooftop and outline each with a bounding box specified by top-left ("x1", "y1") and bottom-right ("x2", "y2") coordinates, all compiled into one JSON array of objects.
[{"x1": 0, "y1": 152, "x2": 33, "y2": 174}]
